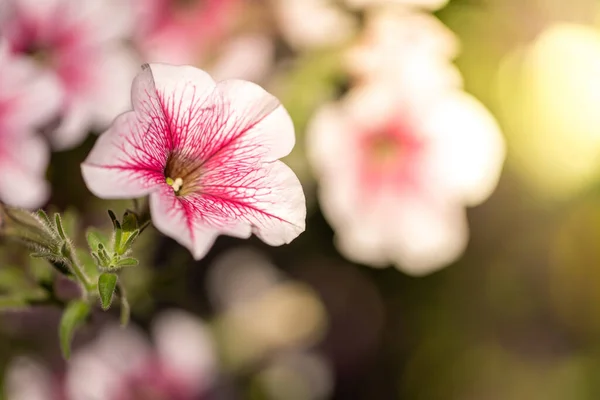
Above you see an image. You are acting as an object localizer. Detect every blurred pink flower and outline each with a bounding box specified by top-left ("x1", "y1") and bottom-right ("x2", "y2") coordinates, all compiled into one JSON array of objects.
[
  {"x1": 81, "y1": 64, "x2": 305, "y2": 260},
  {"x1": 67, "y1": 311, "x2": 215, "y2": 400},
  {"x1": 0, "y1": 0, "x2": 139, "y2": 150},
  {"x1": 5, "y1": 311, "x2": 215, "y2": 400},
  {"x1": 131, "y1": 0, "x2": 242, "y2": 65},
  {"x1": 307, "y1": 83, "x2": 505, "y2": 275},
  {"x1": 0, "y1": 41, "x2": 61, "y2": 208}
]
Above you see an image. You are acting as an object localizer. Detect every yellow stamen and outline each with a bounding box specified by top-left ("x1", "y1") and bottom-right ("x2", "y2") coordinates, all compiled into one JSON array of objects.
[{"x1": 166, "y1": 177, "x2": 184, "y2": 193}]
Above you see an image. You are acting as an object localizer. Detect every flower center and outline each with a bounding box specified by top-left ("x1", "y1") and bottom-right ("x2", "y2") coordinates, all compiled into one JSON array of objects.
[
  {"x1": 24, "y1": 43, "x2": 54, "y2": 66},
  {"x1": 368, "y1": 134, "x2": 402, "y2": 166},
  {"x1": 164, "y1": 152, "x2": 204, "y2": 196}
]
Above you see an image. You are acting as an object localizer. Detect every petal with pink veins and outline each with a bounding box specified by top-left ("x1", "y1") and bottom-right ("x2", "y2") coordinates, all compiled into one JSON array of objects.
[{"x1": 81, "y1": 111, "x2": 168, "y2": 199}]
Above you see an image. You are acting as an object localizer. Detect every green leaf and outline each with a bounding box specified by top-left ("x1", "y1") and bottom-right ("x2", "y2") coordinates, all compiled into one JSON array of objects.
[
  {"x1": 97, "y1": 273, "x2": 117, "y2": 310},
  {"x1": 116, "y1": 257, "x2": 139, "y2": 268},
  {"x1": 107, "y1": 210, "x2": 119, "y2": 229},
  {"x1": 118, "y1": 230, "x2": 139, "y2": 255},
  {"x1": 97, "y1": 246, "x2": 111, "y2": 266},
  {"x1": 36, "y1": 210, "x2": 52, "y2": 228},
  {"x1": 59, "y1": 300, "x2": 90, "y2": 359},
  {"x1": 2, "y1": 207, "x2": 58, "y2": 250},
  {"x1": 54, "y1": 213, "x2": 67, "y2": 240},
  {"x1": 86, "y1": 229, "x2": 106, "y2": 252},
  {"x1": 122, "y1": 211, "x2": 138, "y2": 232}
]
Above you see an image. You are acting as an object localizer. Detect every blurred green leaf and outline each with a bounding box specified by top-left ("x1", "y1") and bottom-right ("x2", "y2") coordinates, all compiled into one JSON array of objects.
[
  {"x1": 59, "y1": 300, "x2": 90, "y2": 360},
  {"x1": 86, "y1": 229, "x2": 107, "y2": 252}
]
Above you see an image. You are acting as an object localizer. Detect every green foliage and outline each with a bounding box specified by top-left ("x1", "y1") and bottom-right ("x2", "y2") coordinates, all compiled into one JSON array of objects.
[
  {"x1": 59, "y1": 300, "x2": 90, "y2": 359},
  {"x1": 0, "y1": 204, "x2": 147, "y2": 359},
  {"x1": 98, "y1": 272, "x2": 117, "y2": 310}
]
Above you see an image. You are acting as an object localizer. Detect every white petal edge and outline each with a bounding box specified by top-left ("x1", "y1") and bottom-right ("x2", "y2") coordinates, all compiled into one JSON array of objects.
[{"x1": 422, "y1": 91, "x2": 506, "y2": 206}]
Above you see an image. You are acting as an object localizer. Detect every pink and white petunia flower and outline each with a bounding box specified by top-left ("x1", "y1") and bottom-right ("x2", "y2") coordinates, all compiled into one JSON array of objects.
[
  {"x1": 0, "y1": 0, "x2": 139, "y2": 150},
  {"x1": 81, "y1": 63, "x2": 305, "y2": 260},
  {"x1": 307, "y1": 83, "x2": 505, "y2": 275},
  {"x1": 0, "y1": 41, "x2": 62, "y2": 209}
]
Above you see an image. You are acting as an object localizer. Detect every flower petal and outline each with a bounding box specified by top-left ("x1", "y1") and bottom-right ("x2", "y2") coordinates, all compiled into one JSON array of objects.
[
  {"x1": 199, "y1": 159, "x2": 306, "y2": 246},
  {"x1": 0, "y1": 54, "x2": 63, "y2": 131},
  {"x1": 215, "y1": 79, "x2": 296, "y2": 161},
  {"x1": 81, "y1": 111, "x2": 166, "y2": 199},
  {"x1": 421, "y1": 91, "x2": 506, "y2": 206},
  {"x1": 0, "y1": 134, "x2": 49, "y2": 209},
  {"x1": 67, "y1": 324, "x2": 151, "y2": 400},
  {"x1": 335, "y1": 191, "x2": 469, "y2": 276},
  {"x1": 136, "y1": 63, "x2": 217, "y2": 153},
  {"x1": 149, "y1": 186, "x2": 221, "y2": 260}
]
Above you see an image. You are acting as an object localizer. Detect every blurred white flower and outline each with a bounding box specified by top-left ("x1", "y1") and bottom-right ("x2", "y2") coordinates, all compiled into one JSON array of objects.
[
  {"x1": 344, "y1": 0, "x2": 450, "y2": 11},
  {"x1": 66, "y1": 310, "x2": 216, "y2": 400},
  {"x1": 4, "y1": 357, "x2": 58, "y2": 400},
  {"x1": 273, "y1": 0, "x2": 357, "y2": 49},
  {"x1": 346, "y1": 9, "x2": 462, "y2": 90},
  {"x1": 0, "y1": 42, "x2": 60, "y2": 208},
  {"x1": 0, "y1": 0, "x2": 139, "y2": 150},
  {"x1": 307, "y1": 83, "x2": 505, "y2": 275}
]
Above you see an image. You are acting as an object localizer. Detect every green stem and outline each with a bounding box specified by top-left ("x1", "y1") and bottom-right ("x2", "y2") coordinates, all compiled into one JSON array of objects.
[{"x1": 64, "y1": 241, "x2": 94, "y2": 293}]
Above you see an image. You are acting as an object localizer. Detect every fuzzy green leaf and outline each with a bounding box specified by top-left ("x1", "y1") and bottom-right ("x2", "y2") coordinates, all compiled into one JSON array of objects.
[
  {"x1": 98, "y1": 273, "x2": 117, "y2": 310},
  {"x1": 116, "y1": 257, "x2": 139, "y2": 268},
  {"x1": 121, "y1": 211, "x2": 138, "y2": 232},
  {"x1": 54, "y1": 213, "x2": 67, "y2": 240},
  {"x1": 59, "y1": 300, "x2": 90, "y2": 359},
  {"x1": 86, "y1": 229, "x2": 106, "y2": 252}
]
